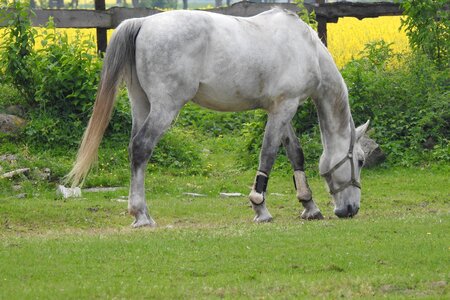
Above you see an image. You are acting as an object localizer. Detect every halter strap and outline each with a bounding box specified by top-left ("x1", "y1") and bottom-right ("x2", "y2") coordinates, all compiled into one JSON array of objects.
[{"x1": 320, "y1": 117, "x2": 361, "y2": 195}]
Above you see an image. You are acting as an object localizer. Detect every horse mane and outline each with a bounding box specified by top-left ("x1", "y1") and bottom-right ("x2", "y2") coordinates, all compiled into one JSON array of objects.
[
  {"x1": 262, "y1": 6, "x2": 300, "y2": 18},
  {"x1": 334, "y1": 83, "x2": 351, "y2": 129}
]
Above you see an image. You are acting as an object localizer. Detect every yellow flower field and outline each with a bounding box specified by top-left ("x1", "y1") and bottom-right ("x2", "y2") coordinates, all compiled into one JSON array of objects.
[
  {"x1": 1, "y1": 15, "x2": 409, "y2": 68},
  {"x1": 328, "y1": 16, "x2": 409, "y2": 67}
]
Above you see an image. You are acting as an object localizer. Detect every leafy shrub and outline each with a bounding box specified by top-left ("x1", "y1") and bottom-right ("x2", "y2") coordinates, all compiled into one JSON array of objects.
[
  {"x1": 401, "y1": 0, "x2": 449, "y2": 69},
  {"x1": 0, "y1": 0, "x2": 37, "y2": 100},
  {"x1": 33, "y1": 23, "x2": 101, "y2": 118},
  {"x1": 341, "y1": 41, "x2": 449, "y2": 165},
  {"x1": 0, "y1": 84, "x2": 25, "y2": 108},
  {"x1": 0, "y1": 2, "x2": 106, "y2": 146},
  {"x1": 151, "y1": 127, "x2": 204, "y2": 175},
  {"x1": 176, "y1": 103, "x2": 259, "y2": 137}
]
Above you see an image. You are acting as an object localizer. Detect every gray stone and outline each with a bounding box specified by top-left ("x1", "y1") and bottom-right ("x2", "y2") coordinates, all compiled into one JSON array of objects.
[
  {"x1": 56, "y1": 185, "x2": 82, "y2": 198},
  {"x1": 0, "y1": 154, "x2": 17, "y2": 163},
  {"x1": 36, "y1": 168, "x2": 51, "y2": 181},
  {"x1": 16, "y1": 193, "x2": 27, "y2": 199},
  {"x1": 220, "y1": 192, "x2": 244, "y2": 197},
  {"x1": 112, "y1": 198, "x2": 128, "y2": 203},
  {"x1": 0, "y1": 114, "x2": 26, "y2": 134},
  {"x1": 5, "y1": 105, "x2": 25, "y2": 117},
  {"x1": 43, "y1": 168, "x2": 51, "y2": 178},
  {"x1": 183, "y1": 192, "x2": 207, "y2": 197},
  {"x1": 1, "y1": 168, "x2": 30, "y2": 179},
  {"x1": 360, "y1": 135, "x2": 386, "y2": 168},
  {"x1": 83, "y1": 187, "x2": 124, "y2": 193}
]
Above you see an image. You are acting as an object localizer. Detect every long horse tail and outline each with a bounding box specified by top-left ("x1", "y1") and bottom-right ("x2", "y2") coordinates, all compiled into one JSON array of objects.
[{"x1": 66, "y1": 18, "x2": 144, "y2": 187}]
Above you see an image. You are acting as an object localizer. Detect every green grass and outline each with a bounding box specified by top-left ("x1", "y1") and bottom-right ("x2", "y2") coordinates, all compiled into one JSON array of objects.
[{"x1": 0, "y1": 135, "x2": 449, "y2": 299}]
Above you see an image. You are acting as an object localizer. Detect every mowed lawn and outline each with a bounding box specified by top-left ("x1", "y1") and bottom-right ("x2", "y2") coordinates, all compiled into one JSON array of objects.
[{"x1": 0, "y1": 166, "x2": 448, "y2": 299}]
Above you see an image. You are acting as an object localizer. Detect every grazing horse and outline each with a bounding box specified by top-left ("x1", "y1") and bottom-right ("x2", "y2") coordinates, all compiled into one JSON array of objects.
[{"x1": 67, "y1": 8, "x2": 369, "y2": 227}]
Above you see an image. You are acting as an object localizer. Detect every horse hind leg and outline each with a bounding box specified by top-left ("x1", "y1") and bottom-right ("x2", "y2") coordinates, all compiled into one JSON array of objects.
[
  {"x1": 128, "y1": 95, "x2": 185, "y2": 228},
  {"x1": 282, "y1": 124, "x2": 323, "y2": 220},
  {"x1": 126, "y1": 62, "x2": 192, "y2": 227},
  {"x1": 126, "y1": 73, "x2": 154, "y2": 227}
]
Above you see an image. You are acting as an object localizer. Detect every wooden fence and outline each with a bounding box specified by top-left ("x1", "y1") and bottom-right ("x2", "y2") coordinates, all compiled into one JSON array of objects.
[{"x1": 0, "y1": 1, "x2": 405, "y2": 51}]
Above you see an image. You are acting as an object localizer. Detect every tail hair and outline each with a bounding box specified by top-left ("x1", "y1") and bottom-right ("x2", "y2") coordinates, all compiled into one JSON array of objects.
[{"x1": 65, "y1": 18, "x2": 144, "y2": 187}]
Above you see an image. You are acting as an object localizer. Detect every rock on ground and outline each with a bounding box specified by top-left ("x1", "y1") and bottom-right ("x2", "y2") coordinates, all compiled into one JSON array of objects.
[
  {"x1": 360, "y1": 135, "x2": 386, "y2": 168},
  {"x1": 56, "y1": 185, "x2": 82, "y2": 199},
  {"x1": 1, "y1": 168, "x2": 30, "y2": 179},
  {"x1": 0, "y1": 113, "x2": 26, "y2": 134},
  {"x1": 220, "y1": 192, "x2": 244, "y2": 197}
]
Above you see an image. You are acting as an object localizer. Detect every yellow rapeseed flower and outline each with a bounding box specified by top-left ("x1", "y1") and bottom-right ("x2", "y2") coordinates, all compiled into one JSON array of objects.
[{"x1": 328, "y1": 16, "x2": 409, "y2": 68}]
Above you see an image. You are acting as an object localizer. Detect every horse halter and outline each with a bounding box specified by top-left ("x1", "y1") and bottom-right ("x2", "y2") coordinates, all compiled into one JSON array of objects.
[{"x1": 320, "y1": 118, "x2": 361, "y2": 195}]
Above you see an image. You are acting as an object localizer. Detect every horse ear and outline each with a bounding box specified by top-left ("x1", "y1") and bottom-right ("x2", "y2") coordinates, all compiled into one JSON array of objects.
[{"x1": 356, "y1": 120, "x2": 370, "y2": 141}]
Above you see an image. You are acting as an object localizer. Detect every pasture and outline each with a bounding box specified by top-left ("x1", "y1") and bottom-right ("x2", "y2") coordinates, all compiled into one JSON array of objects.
[
  {"x1": 1, "y1": 3, "x2": 448, "y2": 298},
  {"x1": 1, "y1": 136, "x2": 449, "y2": 298}
]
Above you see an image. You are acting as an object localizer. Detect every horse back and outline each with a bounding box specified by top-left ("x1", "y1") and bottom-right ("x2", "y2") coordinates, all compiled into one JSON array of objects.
[{"x1": 134, "y1": 9, "x2": 322, "y2": 112}]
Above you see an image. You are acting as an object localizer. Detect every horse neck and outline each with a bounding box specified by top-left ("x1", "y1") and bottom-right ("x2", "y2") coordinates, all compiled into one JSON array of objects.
[{"x1": 314, "y1": 79, "x2": 353, "y2": 157}]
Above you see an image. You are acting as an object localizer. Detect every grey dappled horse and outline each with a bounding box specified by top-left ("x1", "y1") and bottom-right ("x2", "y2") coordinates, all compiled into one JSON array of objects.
[{"x1": 67, "y1": 8, "x2": 369, "y2": 227}]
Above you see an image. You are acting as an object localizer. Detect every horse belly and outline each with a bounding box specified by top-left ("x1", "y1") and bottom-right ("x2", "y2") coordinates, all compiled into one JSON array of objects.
[{"x1": 192, "y1": 83, "x2": 265, "y2": 112}]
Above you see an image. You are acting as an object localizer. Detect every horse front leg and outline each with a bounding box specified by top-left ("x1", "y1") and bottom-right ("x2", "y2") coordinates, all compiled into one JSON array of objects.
[
  {"x1": 249, "y1": 101, "x2": 298, "y2": 223},
  {"x1": 283, "y1": 124, "x2": 323, "y2": 220}
]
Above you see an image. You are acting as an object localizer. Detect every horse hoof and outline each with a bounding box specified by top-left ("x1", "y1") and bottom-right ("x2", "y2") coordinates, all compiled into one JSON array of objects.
[
  {"x1": 131, "y1": 218, "x2": 157, "y2": 228},
  {"x1": 253, "y1": 214, "x2": 273, "y2": 223},
  {"x1": 301, "y1": 210, "x2": 324, "y2": 220}
]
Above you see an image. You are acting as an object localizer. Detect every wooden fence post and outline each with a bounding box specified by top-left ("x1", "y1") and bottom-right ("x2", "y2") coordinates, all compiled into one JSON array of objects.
[
  {"x1": 317, "y1": 16, "x2": 327, "y2": 46},
  {"x1": 95, "y1": 0, "x2": 107, "y2": 53},
  {"x1": 316, "y1": 0, "x2": 327, "y2": 46}
]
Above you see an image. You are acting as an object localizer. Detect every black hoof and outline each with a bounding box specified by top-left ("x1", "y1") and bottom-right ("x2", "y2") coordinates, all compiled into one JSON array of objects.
[{"x1": 301, "y1": 211, "x2": 324, "y2": 220}]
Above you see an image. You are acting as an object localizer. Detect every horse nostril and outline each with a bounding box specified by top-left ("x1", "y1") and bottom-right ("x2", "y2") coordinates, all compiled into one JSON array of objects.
[
  {"x1": 335, "y1": 205, "x2": 359, "y2": 218},
  {"x1": 335, "y1": 207, "x2": 349, "y2": 218},
  {"x1": 347, "y1": 204, "x2": 353, "y2": 217}
]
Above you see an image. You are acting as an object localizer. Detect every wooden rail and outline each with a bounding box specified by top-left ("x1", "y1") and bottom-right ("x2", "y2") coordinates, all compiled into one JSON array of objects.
[{"x1": 0, "y1": 1, "x2": 405, "y2": 51}]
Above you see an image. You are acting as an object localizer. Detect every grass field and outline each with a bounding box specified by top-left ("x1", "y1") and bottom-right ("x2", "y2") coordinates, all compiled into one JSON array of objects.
[
  {"x1": 0, "y1": 5, "x2": 445, "y2": 299},
  {"x1": 1, "y1": 135, "x2": 449, "y2": 298}
]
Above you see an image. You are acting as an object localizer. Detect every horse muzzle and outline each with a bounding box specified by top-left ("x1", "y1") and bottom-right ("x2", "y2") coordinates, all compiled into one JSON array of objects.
[{"x1": 334, "y1": 204, "x2": 359, "y2": 218}]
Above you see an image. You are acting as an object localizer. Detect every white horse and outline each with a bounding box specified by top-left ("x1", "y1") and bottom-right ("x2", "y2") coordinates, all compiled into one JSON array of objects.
[{"x1": 67, "y1": 8, "x2": 369, "y2": 227}]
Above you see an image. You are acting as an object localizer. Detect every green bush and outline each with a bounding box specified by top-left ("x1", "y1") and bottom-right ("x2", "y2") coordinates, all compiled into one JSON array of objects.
[
  {"x1": 20, "y1": 21, "x2": 107, "y2": 147},
  {"x1": 0, "y1": 2, "x2": 107, "y2": 146},
  {"x1": 33, "y1": 24, "x2": 101, "y2": 119},
  {"x1": 0, "y1": 84, "x2": 25, "y2": 109},
  {"x1": 151, "y1": 127, "x2": 204, "y2": 175},
  {"x1": 341, "y1": 41, "x2": 449, "y2": 165},
  {"x1": 176, "y1": 103, "x2": 259, "y2": 137},
  {"x1": 401, "y1": 0, "x2": 449, "y2": 69},
  {"x1": 0, "y1": 0, "x2": 37, "y2": 101}
]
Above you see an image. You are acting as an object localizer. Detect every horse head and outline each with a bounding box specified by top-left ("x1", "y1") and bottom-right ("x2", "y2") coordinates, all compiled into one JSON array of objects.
[{"x1": 320, "y1": 120, "x2": 370, "y2": 218}]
